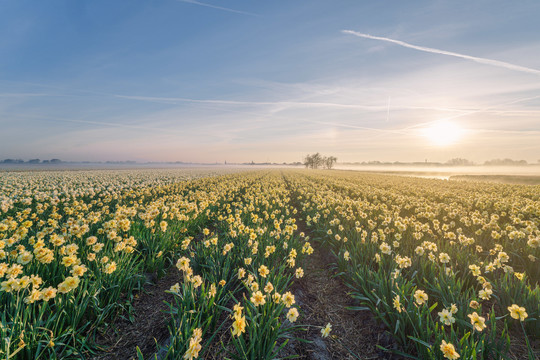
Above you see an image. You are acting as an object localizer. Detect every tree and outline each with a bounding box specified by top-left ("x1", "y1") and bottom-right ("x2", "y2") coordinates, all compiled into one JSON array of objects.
[
  {"x1": 484, "y1": 158, "x2": 527, "y2": 166},
  {"x1": 304, "y1": 153, "x2": 323, "y2": 169},
  {"x1": 304, "y1": 153, "x2": 337, "y2": 169},
  {"x1": 446, "y1": 158, "x2": 474, "y2": 166},
  {"x1": 324, "y1": 156, "x2": 337, "y2": 169}
]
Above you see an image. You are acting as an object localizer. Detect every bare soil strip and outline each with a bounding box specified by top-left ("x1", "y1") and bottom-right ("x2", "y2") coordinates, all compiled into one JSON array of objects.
[
  {"x1": 281, "y1": 175, "x2": 401, "y2": 360},
  {"x1": 281, "y1": 219, "x2": 401, "y2": 360},
  {"x1": 90, "y1": 271, "x2": 179, "y2": 360}
]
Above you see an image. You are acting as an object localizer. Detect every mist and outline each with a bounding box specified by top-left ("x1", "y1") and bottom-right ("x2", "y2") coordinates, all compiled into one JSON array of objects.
[{"x1": 334, "y1": 164, "x2": 540, "y2": 180}]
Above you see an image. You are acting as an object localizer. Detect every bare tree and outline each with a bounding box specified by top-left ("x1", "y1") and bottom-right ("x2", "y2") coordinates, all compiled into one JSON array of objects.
[
  {"x1": 304, "y1": 153, "x2": 322, "y2": 169},
  {"x1": 324, "y1": 156, "x2": 337, "y2": 169},
  {"x1": 446, "y1": 158, "x2": 474, "y2": 166},
  {"x1": 304, "y1": 153, "x2": 336, "y2": 169}
]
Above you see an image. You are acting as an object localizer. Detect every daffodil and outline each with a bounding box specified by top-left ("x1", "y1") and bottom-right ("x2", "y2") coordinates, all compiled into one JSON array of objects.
[{"x1": 508, "y1": 304, "x2": 528, "y2": 321}]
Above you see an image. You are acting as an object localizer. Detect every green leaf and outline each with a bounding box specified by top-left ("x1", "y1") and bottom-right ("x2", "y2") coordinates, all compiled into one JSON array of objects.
[{"x1": 407, "y1": 336, "x2": 432, "y2": 349}]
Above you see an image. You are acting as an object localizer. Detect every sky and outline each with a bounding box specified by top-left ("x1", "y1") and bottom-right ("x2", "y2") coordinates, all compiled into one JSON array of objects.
[{"x1": 1, "y1": 0, "x2": 539, "y2": 164}]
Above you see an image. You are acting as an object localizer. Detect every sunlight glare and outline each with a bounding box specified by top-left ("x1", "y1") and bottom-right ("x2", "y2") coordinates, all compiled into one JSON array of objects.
[{"x1": 421, "y1": 121, "x2": 464, "y2": 146}]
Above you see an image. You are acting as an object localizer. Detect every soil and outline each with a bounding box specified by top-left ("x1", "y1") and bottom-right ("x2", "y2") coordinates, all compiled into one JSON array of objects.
[
  {"x1": 277, "y1": 209, "x2": 402, "y2": 360},
  {"x1": 90, "y1": 270, "x2": 180, "y2": 360}
]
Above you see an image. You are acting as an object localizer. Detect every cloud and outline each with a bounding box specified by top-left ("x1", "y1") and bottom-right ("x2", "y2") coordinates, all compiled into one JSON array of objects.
[
  {"x1": 177, "y1": 0, "x2": 258, "y2": 16},
  {"x1": 10, "y1": 113, "x2": 188, "y2": 135},
  {"x1": 115, "y1": 94, "x2": 389, "y2": 110},
  {"x1": 437, "y1": 94, "x2": 540, "y2": 122},
  {"x1": 300, "y1": 119, "x2": 410, "y2": 136},
  {"x1": 113, "y1": 94, "x2": 472, "y2": 113},
  {"x1": 0, "y1": 93, "x2": 53, "y2": 98},
  {"x1": 343, "y1": 30, "x2": 540, "y2": 76}
]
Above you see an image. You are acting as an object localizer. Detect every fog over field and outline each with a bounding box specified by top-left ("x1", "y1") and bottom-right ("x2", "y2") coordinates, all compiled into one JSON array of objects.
[
  {"x1": 2, "y1": 162, "x2": 539, "y2": 181},
  {"x1": 335, "y1": 164, "x2": 540, "y2": 178}
]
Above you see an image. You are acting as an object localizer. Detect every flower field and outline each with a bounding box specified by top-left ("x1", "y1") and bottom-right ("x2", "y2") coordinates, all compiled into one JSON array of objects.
[
  {"x1": 287, "y1": 170, "x2": 539, "y2": 359},
  {"x1": 1, "y1": 169, "x2": 538, "y2": 359}
]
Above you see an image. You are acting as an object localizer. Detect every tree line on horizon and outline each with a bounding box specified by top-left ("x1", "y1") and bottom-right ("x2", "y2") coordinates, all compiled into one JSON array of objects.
[
  {"x1": 1, "y1": 158, "x2": 62, "y2": 164},
  {"x1": 1, "y1": 157, "x2": 537, "y2": 166},
  {"x1": 446, "y1": 158, "x2": 531, "y2": 166},
  {"x1": 342, "y1": 158, "x2": 536, "y2": 166}
]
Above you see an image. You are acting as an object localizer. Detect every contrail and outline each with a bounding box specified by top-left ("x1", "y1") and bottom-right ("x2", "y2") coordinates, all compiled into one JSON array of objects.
[
  {"x1": 343, "y1": 30, "x2": 540, "y2": 76},
  {"x1": 177, "y1": 0, "x2": 258, "y2": 16}
]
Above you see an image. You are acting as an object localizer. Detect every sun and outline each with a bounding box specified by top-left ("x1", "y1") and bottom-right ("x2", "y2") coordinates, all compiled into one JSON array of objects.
[{"x1": 421, "y1": 121, "x2": 464, "y2": 146}]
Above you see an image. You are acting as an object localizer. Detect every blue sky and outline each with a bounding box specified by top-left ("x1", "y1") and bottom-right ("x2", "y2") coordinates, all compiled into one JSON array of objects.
[{"x1": 1, "y1": 0, "x2": 539, "y2": 163}]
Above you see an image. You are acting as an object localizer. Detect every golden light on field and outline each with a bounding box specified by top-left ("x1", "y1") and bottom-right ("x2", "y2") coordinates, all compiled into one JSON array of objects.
[{"x1": 421, "y1": 121, "x2": 465, "y2": 146}]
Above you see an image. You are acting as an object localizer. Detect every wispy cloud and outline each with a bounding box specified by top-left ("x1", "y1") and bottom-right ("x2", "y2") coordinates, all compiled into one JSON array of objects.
[
  {"x1": 177, "y1": 0, "x2": 258, "y2": 16},
  {"x1": 388, "y1": 94, "x2": 540, "y2": 137},
  {"x1": 343, "y1": 30, "x2": 540, "y2": 76},
  {"x1": 114, "y1": 93, "x2": 540, "y2": 120},
  {"x1": 115, "y1": 94, "x2": 390, "y2": 110},
  {"x1": 11, "y1": 114, "x2": 187, "y2": 135},
  {"x1": 437, "y1": 94, "x2": 540, "y2": 122},
  {"x1": 0, "y1": 93, "x2": 53, "y2": 98},
  {"x1": 301, "y1": 119, "x2": 410, "y2": 135},
  {"x1": 113, "y1": 94, "x2": 472, "y2": 113}
]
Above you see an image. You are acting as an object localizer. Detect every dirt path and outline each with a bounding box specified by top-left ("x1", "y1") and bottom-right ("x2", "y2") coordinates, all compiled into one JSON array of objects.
[
  {"x1": 281, "y1": 224, "x2": 400, "y2": 360},
  {"x1": 277, "y1": 175, "x2": 401, "y2": 360},
  {"x1": 90, "y1": 270, "x2": 180, "y2": 360}
]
